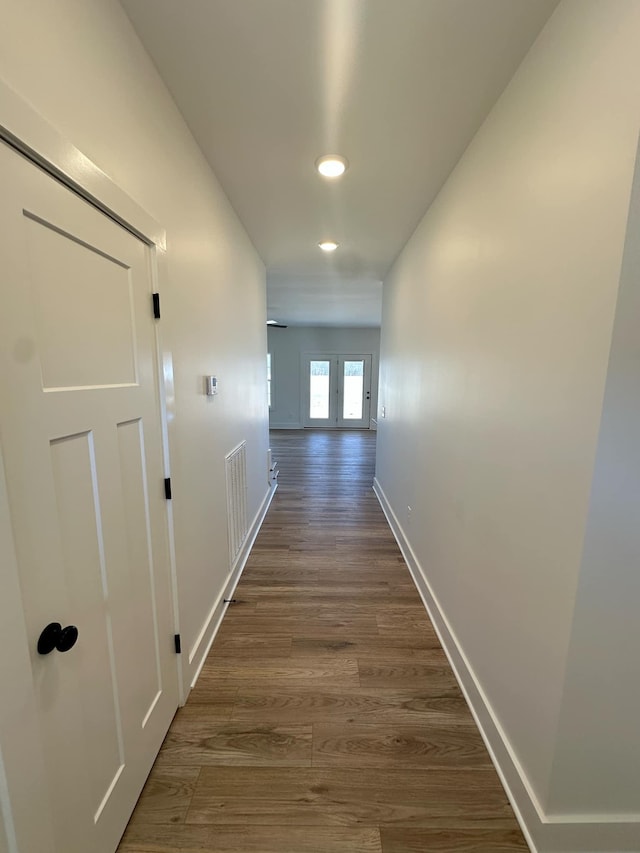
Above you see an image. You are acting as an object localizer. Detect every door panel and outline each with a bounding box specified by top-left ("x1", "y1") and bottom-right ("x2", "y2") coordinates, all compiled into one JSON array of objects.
[
  {"x1": 116, "y1": 418, "x2": 165, "y2": 730},
  {"x1": 0, "y1": 142, "x2": 178, "y2": 853},
  {"x1": 24, "y1": 212, "x2": 138, "y2": 390},
  {"x1": 48, "y1": 430, "x2": 124, "y2": 831}
]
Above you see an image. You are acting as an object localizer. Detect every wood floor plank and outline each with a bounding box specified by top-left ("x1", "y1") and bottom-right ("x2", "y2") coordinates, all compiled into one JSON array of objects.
[
  {"x1": 312, "y1": 722, "x2": 491, "y2": 769},
  {"x1": 187, "y1": 766, "x2": 517, "y2": 827},
  {"x1": 358, "y1": 660, "x2": 460, "y2": 690},
  {"x1": 185, "y1": 658, "x2": 360, "y2": 690},
  {"x1": 125, "y1": 766, "x2": 200, "y2": 827},
  {"x1": 155, "y1": 723, "x2": 312, "y2": 767},
  {"x1": 376, "y1": 613, "x2": 439, "y2": 634},
  {"x1": 117, "y1": 430, "x2": 528, "y2": 853},
  {"x1": 243, "y1": 557, "x2": 407, "y2": 572},
  {"x1": 237, "y1": 580, "x2": 413, "y2": 593},
  {"x1": 253, "y1": 601, "x2": 426, "y2": 617},
  {"x1": 242, "y1": 584, "x2": 418, "y2": 602},
  {"x1": 119, "y1": 824, "x2": 382, "y2": 852},
  {"x1": 290, "y1": 638, "x2": 446, "y2": 662},
  {"x1": 214, "y1": 614, "x2": 380, "y2": 637},
  {"x1": 230, "y1": 688, "x2": 475, "y2": 725},
  {"x1": 169, "y1": 688, "x2": 238, "y2": 716},
  {"x1": 380, "y1": 827, "x2": 529, "y2": 852},
  {"x1": 208, "y1": 634, "x2": 293, "y2": 659}
]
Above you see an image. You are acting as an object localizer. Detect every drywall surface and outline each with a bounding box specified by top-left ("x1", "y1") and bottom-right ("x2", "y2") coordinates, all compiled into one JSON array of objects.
[
  {"x1": 376, "y1": 0, "x2": 640, "y2": 837},
  {"x1": 0, "y1": 0, "x2": 269, "y2": 689},
  {"x1": 268, "y1": 326, "x2": 380, "y2": 428},
  {"x1": 546, "y1": 138, "x2": 640, "y2": 818}
]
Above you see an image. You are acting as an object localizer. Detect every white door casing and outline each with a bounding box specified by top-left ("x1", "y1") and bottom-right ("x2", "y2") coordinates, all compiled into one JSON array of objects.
[{"x1": 0, "y1": 141, "x2": 178, "y2": 853}]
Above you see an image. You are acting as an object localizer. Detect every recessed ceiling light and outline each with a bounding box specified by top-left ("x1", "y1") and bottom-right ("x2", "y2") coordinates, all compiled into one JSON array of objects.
[
  {"x1": 316, "y1": 155, "x2": 348, "y2": 178},
  {"x1": 319, "y1": 240, "x2": 339, "y2": 252}
]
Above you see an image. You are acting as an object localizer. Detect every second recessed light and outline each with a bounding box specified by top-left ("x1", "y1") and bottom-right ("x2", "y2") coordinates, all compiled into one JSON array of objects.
[
  {"x1": 319, "y1": 241, "x2": 339, "y2": 252},
  {"x1": 316, "y1": 155, "x2": 348, "y2": 178}
]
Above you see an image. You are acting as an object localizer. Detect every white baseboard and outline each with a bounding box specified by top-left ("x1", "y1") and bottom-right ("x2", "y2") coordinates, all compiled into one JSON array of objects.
[
  {"x1": 373, "y1": 477, "x2": 640, "y2": 853},
  {"x1": 184, "y1": 482, "x2": 277, "y2": 695},
  {"x1": 269, "y1": 423, "x2": 302, "y2": 430}
]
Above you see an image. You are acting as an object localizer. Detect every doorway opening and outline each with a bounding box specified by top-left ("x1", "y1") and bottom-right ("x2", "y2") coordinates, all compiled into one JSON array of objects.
[{"x1": 303, "y1": 353, "x2": 372, "y2": 429}]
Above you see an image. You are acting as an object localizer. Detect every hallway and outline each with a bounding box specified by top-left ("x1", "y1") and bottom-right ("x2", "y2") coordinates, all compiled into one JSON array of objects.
[{"x1": 118, "y1": 430, "x2": 528, "y2": 853}]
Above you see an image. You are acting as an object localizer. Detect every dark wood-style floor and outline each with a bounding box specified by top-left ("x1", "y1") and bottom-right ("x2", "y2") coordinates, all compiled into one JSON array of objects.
[{"x1": 118, "y1": 429, "x2": 528, "y2": 853}]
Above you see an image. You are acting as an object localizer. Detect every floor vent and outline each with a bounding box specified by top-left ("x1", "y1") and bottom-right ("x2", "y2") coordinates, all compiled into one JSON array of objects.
[{"x1": 225, "y1": 441, "x2": 248, "y2": 568}]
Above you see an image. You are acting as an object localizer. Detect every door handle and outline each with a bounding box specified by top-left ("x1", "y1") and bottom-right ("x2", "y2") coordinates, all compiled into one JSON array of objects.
[
  {"x1": 365, "y1": 393, "x2": 371, "y2": 400},
  {"x1": 37, "y1": 622, "x2": 79, "y2": 655}
]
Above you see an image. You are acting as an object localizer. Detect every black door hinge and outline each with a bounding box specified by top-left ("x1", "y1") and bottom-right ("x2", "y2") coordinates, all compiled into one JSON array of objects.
[
  {"x1": 152, "y1": 293, "x2": 161, "y2": 319},
  {"x1": 174, "y1": 634, "x2": 181, "y2": 654},
  {"x1": 164, "y1": 477, "x2": 172, "y2": 499}
]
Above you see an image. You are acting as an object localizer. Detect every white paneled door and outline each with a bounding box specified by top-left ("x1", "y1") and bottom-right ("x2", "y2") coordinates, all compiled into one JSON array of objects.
[
  {"x1": 303, "y1": 353, "x2": 372, "y2": 428},
  {"x1": 0, "y1": 142, "x2": 178, "y2": 853}
]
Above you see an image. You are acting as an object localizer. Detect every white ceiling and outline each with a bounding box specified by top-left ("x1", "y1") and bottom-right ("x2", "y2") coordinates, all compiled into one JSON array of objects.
[{"x1": 120, "y1": 0, "x2": 558, "y2": 327}]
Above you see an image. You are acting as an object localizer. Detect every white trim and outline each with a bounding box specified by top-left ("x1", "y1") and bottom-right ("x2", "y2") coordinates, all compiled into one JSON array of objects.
[
  {"x1": 0, "y1": 77, "x2": 165, "y2": 248},
  {"x1": 186, "y1": 482, "x2": 278, "y2": 694},
  {"x1": 269, "y1": 423, "x2": 303, "y2": 430},
  {"x1": 374, "y1": 476, "x2": 640, "y2": 853}
]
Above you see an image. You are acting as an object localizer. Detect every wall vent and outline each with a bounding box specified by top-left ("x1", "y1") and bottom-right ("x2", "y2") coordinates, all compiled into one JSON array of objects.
[{"x1": 225, "y1": 441, "x2": 248, "y2": 569}]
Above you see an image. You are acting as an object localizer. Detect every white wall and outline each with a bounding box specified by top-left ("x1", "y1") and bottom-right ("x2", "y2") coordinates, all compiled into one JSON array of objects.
[
  {"x1": 268, "y1": 326, "x2": 380, "y2": 428},
  {"x1": 0, "y1": 0, "x2": 270, "y2": 692},
  {"x1": 546, "y1": 139, "x2": 640, "y2": 819},
  {"x1": 375, "y1": 1, "x2": 640, "y2": 850}
]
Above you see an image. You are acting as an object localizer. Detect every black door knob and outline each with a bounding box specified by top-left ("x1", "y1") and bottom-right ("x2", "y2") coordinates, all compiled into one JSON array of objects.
[
  {"x1": 37, "y1": 622, "x2": 79, "y2": 655},
  {"x1": 57, "y1": 625, "x2": 79, "y2": 652}
]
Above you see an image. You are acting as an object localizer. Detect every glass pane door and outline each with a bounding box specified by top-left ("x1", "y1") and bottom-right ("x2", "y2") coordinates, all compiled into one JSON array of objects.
[
  {"x1": 337, "y1": 354, "x2": 372, "y2": 428},
  {"x1": 342, "y1": 360, "x2": 364, "y2": 421},
  {"x1": 303, "y1": 353, "x2": 372, "y2": 428},
  {"x1": 308, "y1": 359, "x2": 332, "y2": 423}
]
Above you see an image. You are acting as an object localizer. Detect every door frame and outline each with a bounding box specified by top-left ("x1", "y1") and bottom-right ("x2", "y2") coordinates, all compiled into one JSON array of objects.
[
  {"x1": 0, "y1": 76, "x2": 181, "y2": 853},
  {"x1": 301, "y1": 352, "x2": 373, "y2": 429}
]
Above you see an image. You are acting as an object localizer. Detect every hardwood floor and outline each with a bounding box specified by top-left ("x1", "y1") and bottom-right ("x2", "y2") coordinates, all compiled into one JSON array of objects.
[{"x1": 118, "y1": 429, "x2": 528, "y2": 853}]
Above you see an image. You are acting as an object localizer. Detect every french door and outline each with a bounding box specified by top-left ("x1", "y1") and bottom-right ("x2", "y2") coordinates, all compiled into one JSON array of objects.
[{"x1": 303, "y1": 353, "x2": 372, "y2": 428}]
